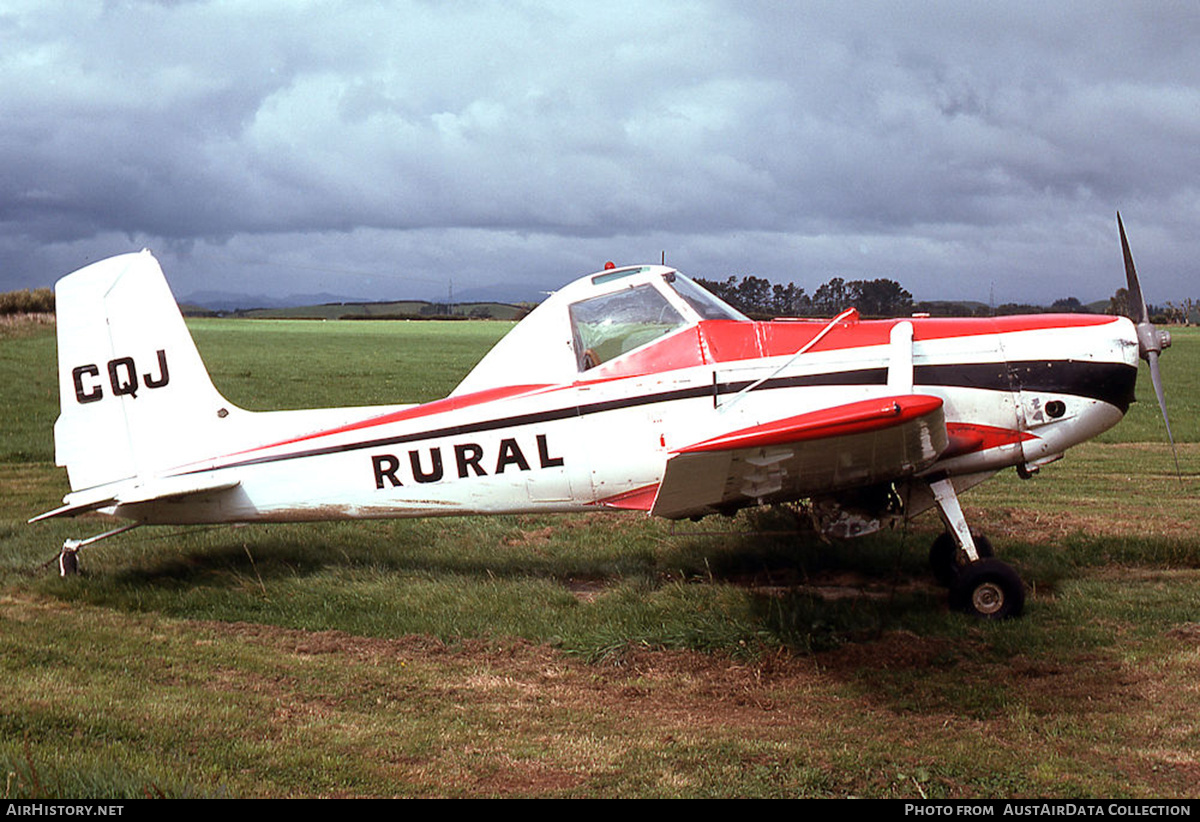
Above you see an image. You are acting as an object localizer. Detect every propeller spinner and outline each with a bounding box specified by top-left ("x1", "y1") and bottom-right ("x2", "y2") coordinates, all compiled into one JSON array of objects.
[{"x1": 1117, "y1": 212, "x2": 1180, "y2": 477}]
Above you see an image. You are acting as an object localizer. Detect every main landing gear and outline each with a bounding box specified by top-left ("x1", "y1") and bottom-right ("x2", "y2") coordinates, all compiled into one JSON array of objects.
[{"x1": 927, "y1": 478, "x2": 1025, "y2": 619}]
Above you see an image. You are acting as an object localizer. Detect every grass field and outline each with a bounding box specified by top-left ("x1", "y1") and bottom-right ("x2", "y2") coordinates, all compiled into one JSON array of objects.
[{"x1": 1, "y1": 317, "x2": 1197, "y2": 798}]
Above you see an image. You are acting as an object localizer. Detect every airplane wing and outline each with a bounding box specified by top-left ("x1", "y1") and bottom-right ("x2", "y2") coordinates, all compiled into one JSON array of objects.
[
  {"x1": 29, "y1": 474, "x2": 241, "y2": 522},
  {"x1": 650, "y1": 394, "x2": 948, "y2": 519}
]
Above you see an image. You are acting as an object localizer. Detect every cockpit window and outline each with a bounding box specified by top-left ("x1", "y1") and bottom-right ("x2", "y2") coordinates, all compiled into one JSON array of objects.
[
  {"x1": 569, "y1": 285, "x2": 687, "y2": 370},
  {"x1": 665, "y1": 273, "x2": 749, "y2": 321}
]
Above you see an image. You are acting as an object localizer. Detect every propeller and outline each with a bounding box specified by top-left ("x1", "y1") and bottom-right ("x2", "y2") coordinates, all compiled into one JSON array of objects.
[{"x1": 1117, "y1": 212, "x2": 1181, "y2": 478}]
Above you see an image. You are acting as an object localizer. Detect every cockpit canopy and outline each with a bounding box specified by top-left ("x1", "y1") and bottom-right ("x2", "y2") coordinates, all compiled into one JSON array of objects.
[
  {"x1": 452, "y1": 265, "x2": 746, "y2": 395},
  {"x1": 568, "y1": 271, "x2": 745, "y2": 371},
  {"x1": 570, "y1": 283, "x2": 686, "y2": 371}
]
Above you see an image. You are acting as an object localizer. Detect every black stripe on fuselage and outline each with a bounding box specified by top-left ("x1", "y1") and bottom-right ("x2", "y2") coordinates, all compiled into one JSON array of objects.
[
  {"x1": 1005, "y1": 360, "x2": 1137, "y2": 412},
  {"x1": 913, "y1": 360, "x2": 1137, "y2": 412},
  {"x1": 186, "y1": 359, "x2": 1136, "y2": 473}
]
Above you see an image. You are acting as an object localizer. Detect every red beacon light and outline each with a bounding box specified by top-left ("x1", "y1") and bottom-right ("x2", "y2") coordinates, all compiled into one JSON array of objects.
[{"x1": 603, "y1": 261, "x2": 616, "y2": 270}]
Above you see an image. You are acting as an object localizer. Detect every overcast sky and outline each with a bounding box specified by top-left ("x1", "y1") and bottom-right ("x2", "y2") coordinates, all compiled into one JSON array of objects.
[{"x1": 2, "y1": 0, "x2": 1198, "y2": 307}]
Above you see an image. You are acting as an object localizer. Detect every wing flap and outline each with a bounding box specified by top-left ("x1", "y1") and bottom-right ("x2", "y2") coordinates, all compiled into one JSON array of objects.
[{"x1": 651, "y1": 395, "x2": 947, "y2": 520}]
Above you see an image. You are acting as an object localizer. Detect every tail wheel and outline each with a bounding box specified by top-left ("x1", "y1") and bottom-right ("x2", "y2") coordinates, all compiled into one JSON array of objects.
[
  {"x1": 59, "y1": 549, "x2": 79, "y2": 577},
  {"x1": 949, "y1": 558, "x2": 1025, "y2": 619},
  {"x1": 929, "y1": 531, "x2": 993, "y2": 587}
]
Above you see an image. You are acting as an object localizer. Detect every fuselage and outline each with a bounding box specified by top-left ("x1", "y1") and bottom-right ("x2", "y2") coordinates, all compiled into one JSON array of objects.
[
  {"x1": 40, "y1": 238, "x2": 1159, "y2": 608},
  {"x1": 121, "y1": 293, "x2": 1139, "y2": 525}
]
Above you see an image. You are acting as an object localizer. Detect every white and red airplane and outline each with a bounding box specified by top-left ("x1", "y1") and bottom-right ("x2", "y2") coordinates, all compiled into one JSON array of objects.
[{"x1": 32, "y1": 216, "x2": 1173, "y2": 618}]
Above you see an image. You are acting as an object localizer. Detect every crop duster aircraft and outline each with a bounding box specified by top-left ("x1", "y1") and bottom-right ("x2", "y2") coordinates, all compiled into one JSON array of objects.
[{"x1": 32, "y1": 216, "x2": 1175, "y2": 618}]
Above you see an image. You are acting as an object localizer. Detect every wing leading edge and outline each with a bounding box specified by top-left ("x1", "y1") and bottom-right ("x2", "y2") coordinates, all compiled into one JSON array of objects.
[{"x1": 650, "y1": 394, "x2": 948, "y2": 519}]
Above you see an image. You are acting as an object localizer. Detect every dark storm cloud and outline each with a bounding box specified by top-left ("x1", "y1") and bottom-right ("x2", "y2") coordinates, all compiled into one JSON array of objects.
[{"x1": 1, "y1": 1, "x2": 1197, "y2": 304}]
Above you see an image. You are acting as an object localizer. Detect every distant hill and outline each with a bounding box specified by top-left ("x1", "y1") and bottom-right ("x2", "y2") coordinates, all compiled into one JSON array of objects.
[
  {"x1": 225, "y1": 299, "x2": 529, "y2": 321},
  {"x1": 180, "y1": 290, "x2": 373, "y2": 312},
  {"x1": 180, "y1": 279, "x2": 553, "y2": 313}
]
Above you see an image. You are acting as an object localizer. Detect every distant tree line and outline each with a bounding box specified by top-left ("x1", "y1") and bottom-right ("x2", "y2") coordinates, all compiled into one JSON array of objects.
[
  {"x1": 1107, "y1": 288, "x2": 1196, "y2": 325},
  {"x1": 0, "y1": 287, "x2": 54, "y2": 315},
  {"x1": 694, "y1": 275, "x2": 915, "y2": 319},
  {"x1": 693, "y1": 275, "x2": 1195, "y2": 324}
]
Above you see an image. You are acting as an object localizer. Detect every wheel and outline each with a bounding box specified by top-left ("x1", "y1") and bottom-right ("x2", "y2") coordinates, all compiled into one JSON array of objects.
[
  {"x1": 949, "y1": 558, "x2": 1025, "y2": 619},
  {"x1": 929, "y1": 531, "x2": 993, "y2": 587}
]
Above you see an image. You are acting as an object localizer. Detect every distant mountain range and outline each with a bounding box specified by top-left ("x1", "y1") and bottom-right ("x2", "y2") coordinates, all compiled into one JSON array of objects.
[
  {"x1": 180, "y1": 290, "x2": 374, "y2": 312},
  {"x1": 181, "y1": 282, "x2": 549, "y2": 312}
]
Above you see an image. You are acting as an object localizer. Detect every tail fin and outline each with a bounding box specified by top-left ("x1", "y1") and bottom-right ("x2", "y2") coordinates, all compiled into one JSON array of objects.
[{"x1": 53, "y1": 250, "x2": 239, "y2": 492}]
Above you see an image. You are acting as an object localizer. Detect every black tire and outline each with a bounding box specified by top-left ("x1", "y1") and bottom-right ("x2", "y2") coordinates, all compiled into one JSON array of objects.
[
  {"x1": 929, "y1": 531, "x2": 994, "y2": 587},
  {"x1": 59, "y1": 550, "x2": 79, "y2": 577},
  {"x1": 949, "y1": 558, "x2": 1025, "y2": 619}
]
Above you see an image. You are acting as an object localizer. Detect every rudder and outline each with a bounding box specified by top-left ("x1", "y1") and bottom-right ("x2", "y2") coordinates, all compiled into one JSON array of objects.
[{"x1": 53, "y1": 250, "x2": 239, "y2": 492}]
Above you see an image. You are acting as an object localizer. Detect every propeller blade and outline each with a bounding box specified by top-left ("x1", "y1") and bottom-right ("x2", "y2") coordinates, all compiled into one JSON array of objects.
[
  {"x1": 1118, "y1": 214, "x2": 1182, "y2": 483},
  {"x1": 1145, "y1": 350, "x2": 1182, "y2": 479},
  {"x1": 1117, "y1": 212, "x2": 1151, "y2": 325}
]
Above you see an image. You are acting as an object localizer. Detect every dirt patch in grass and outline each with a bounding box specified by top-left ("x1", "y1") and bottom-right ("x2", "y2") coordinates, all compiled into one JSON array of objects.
[
  {"x1": 972, "y1": 506, "x2": 1101, "y2": 541},
  {"x1": 722, "y1": 567, "x2": 941, "y2": 600},
  {"x1": 188, "y1": 614, "x2": 1200, "y2": 796},
  {"x1": 202, "y1": 617, "x2": 822, "y2": 726},
  {"x1": 503, "y1": 526, "x2": 556, "y2": 547},
  {"x1": 5, "y1": 592, "x2": 1198, "y2": 797},
  {"x1": 969, "y1": 503, "x2": 1194, "y2": 542},
  {"x1": 564, "y1": 576, "x2": 608, "y2": 602},
  {"x1": 1165, "y1": 622, "x2": 1200, "y2": 640}
]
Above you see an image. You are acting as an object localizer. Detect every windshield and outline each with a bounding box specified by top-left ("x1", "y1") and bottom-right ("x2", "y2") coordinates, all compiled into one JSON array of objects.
[
  {"x1": 665, "y1": 273, "x2": 749, "y2": 321},
  {"x1": 569, "y1": 284, "x2": 687, "y2": 370}
]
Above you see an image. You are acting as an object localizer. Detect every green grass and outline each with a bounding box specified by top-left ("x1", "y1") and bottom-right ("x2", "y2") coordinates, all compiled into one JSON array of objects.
[
  {"x1": 0, "y1": 328, "x2": 58, "y2": 463},
  {"x1": 2, "y1": 315, "x2": 1199, "y2": 798},
  {"x1": 189, "y1": 318, "x2": 515, "y2": 409}
]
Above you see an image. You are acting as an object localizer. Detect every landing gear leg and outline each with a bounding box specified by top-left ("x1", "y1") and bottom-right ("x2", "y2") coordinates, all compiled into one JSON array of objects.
[
  {"x1": 928, "y1": 477, "x2": 981, "y2": 563},
  {"x1": 927, "y1": 478, "x2": 1024, "y2": 619},
  {"x1": 55, "y1": 523, "x2": 141, "y2": 577}
]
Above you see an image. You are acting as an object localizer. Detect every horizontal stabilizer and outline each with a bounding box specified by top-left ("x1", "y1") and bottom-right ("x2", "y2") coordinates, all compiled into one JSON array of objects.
[
  {"x1": 30, "y1": 474, "x2": 241, "y2": 523},
  {"x1": 28, "y1": 495, "x2": 119, "y2": 523},
  {"x1": 651, "y1": 395, "x2": 948, "y2": 519}
]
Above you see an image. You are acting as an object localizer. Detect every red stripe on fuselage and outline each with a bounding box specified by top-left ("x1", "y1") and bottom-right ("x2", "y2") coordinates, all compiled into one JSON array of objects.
[
  {"x1": 594, "y1": 484, "x2": 659, "y2": 511},
  {"x1": 942, "y1": 422, "x2": 1035, "y2": 458},
  {"x1": 179, "y1": 383, "x2": 556, "y2": 467}
]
